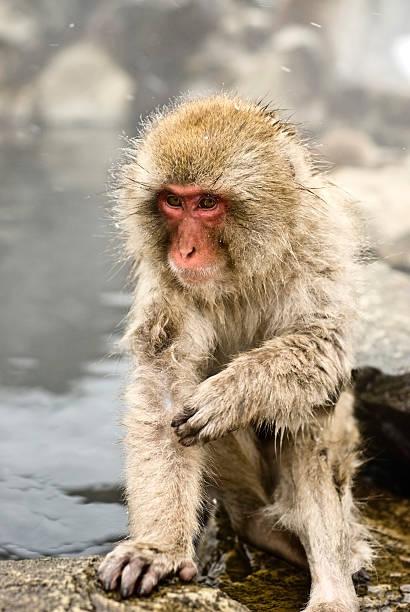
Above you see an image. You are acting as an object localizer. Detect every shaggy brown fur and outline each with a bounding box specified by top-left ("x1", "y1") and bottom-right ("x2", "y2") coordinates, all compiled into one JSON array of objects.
[{"x1": 98, "y1": 95, "x2": 372, "y2": 610}]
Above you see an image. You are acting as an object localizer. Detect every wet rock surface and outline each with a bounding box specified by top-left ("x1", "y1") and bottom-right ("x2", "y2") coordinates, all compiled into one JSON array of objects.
[
  {"x1": 1, "y1": 488, "x2": 409, "y2": 611},
  {"x1": 0, "y1": 555, "x2": 249, "y2": 612},
  {"x1": 358, "y1": 263, "x2": 410, "y2": 376},
  {"x1": 354, "y1": 263, "x2": 410, "y2": 495},
  {"x1": 355, "y1": 367, "x2": 410, "y2": 496}
]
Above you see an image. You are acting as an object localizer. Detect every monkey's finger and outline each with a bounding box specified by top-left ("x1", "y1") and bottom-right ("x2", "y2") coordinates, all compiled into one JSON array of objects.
[
  {"x1": 175, "y1": 415, "x2": 210, "y2": 439},
  {"x1": 180, "y1": 431, "x2": 216, "y2": 445},
  {"x1": 98, "y1": 555, "x2": 129, "y2": 591},
  {"x1": 179, "y1": 420, "x2": 236, "y2": 445},
  {"x1": 137, "y1": 564, "x2": 164, "y2": 596},
  {"x1": 120, "y1": 557, "x2": 146, "y2": 598},
  {"x1": 178, "y1": 434, "x2": 201, "y2": 447},
  {"x1": 179, "y1": 560, "x2": 198, "y2": 582},
  {"x1": 173, "y1": 412, "x2": 207, "y2": 436},
  {"x1": 173, "y1": 422, "x2": 195, "y2": 439},
  {"x1": 171, "y1": 408, "x2": 196, "y2": 428}
]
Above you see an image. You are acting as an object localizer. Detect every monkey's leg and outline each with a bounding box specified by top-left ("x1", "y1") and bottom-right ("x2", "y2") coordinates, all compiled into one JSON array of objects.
[
  {"x1": 210, "y1": 429, "x2": 306, "y2": 567},
  {"x1": 98, "y1": 385, "x2": 205, "y2": 598},
  {"x1": 268, "y1": 392, "x2": 371, "y2": 612}
]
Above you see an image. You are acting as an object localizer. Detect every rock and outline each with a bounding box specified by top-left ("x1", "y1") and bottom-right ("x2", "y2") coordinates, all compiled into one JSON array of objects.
[
  {"x1": 328, "y1": 84, "x2": 410, "y2": 148},
  {"x1": 330, "y1": 166, "x2": 410, "y2": 492},
  {"x1": 383, "y1": 232, "x2": 410, "y2": 274},
  {"x1": 1, "y1": 486, "x2": 409, "y2": 611},
  {"x1": 357, "y1": 263, "x2": 410, "y2": 376},
  {"x1": 332, "y1": 164, "x2": 410, "y2": 273},
  {"x1": 355, "y1": 367, "x2": 410, "y2": 492},
  {"x1": 14, "y1": 42, "x2": 135, "y2": 126},
  {"x1": 355, "y1": 263, "x2": 410, "y2": 494},
  {"x1": 90, "y1": 587, "x2": 250, "y2": 611},
  {"x1": 0, "y1": 556, "x2": 250, "y2": 612},
  {"x1": 219, "y1": 24, "x2": 330, "y2": 128},
  {"x1": 0, "y1": 4, "x2": 38, "y2": 47},
  {"x1": 320, "y1": 128, "x2": 389, "y2": 168},
  {"x1": 354, "y1": 262, "x2": 410, "y2": 494}
]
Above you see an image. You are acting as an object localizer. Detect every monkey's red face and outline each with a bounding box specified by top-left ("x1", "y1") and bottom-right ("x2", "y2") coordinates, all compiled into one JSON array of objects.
[{"x1": 158, "y1": 185, "x2": 227, "y2": 285}]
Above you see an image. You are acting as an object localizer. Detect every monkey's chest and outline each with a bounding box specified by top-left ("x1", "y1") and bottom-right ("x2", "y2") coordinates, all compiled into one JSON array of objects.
[{"x1": 210, "y1": 315, "x2": 266, "y2": 374}]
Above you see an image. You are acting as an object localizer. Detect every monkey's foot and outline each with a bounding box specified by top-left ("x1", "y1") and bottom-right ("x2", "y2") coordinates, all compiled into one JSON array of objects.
[
  {"x1": 97, "y1": 541, "x2": 197, "y2": 598},
  {"x1": 302, "y1": 601, "x2": 358, "y2": 612}
]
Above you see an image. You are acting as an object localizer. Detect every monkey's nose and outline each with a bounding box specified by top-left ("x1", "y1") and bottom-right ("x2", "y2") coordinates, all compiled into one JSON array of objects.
[{"x1": 179, "y1": 245, "x2": 196, "y2": 259}]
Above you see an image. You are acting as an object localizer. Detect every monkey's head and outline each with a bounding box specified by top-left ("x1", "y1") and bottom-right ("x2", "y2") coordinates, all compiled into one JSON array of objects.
[{"x1": 117, "y1": 95, "x2": 314, "y2": 296}]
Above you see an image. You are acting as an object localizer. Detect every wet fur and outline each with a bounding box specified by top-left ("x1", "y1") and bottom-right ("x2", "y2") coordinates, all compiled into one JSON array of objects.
[{"x1": 98, "y1": 95, "x2": 372, "y2": 609}]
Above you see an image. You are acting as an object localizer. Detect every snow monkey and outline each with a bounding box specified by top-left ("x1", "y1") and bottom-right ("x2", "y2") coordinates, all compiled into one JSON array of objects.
[{"x1": 98, "y1": 95, "x2": 372, "y2": 611}]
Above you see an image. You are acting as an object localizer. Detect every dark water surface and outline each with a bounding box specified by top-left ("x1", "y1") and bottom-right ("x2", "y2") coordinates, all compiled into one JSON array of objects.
[{"x1": 0, "y1": 129, "x2": 129, "y2": 559}]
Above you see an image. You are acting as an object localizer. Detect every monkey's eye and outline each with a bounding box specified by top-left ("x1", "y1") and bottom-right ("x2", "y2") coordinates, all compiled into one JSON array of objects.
[
  {"x1": 199, "y1": 196, "x2": 217, "y2": 209},
  {"x1": 166, "y1": 194, "x2": 183, "y2": 207}
]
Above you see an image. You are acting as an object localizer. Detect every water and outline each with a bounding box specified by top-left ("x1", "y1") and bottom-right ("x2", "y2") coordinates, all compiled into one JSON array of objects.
[{"x1": 0, "y1": 128, "x2": 130, "y2": 559}]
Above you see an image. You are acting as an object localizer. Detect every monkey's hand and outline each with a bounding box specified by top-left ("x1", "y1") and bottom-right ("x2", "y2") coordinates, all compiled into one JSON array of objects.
[
  {"x1": 171, "y1": 372, "x2": 242, "y2": 446},
  {"x1": 97, "y1": 541, "x2": 197, "y2": 598}
]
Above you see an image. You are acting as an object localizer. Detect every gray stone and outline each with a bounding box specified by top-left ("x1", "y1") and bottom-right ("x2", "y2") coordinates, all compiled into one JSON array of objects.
[
  {"x1": 357, "y1": 263, "x2": 410, "y2": 376},
  {"x1": 333, "y1": 164, "x2": 410, "y2": 274},
  {"x1": 1, "y1": 485, "x2": 410, "y2": 611},
  {"x1": 355, "y1": 263, "x2": 410, "y2": 490},
  {"x1": 320, "y1": 128, "x2": 390, "y2": 168},
  {"x1": 0, "y1": 556, "x2": 250, "y2": 612},
  {"x1": 368, "y1": 585, "x2": 392, "y2": 595},
  {"x1": 331, "y1": 167, "x2": 410, "y2": 491},
  {"x1": 14, "y1": 42, "x2": 135, "y2": 126}
]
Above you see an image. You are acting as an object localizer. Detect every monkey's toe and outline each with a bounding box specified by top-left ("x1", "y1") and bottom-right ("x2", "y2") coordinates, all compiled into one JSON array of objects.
[
  {"x1": 179, "y1": 560, "x2": 197, "y2": 582},
  {"x1": 98, "y1": 553, "x2": 130, "y2": 591},
  {"x1": 120, "y1": 557, "x2": 146, "y2": 598}
]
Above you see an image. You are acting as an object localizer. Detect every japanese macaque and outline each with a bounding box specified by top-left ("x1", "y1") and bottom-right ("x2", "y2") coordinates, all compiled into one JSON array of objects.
[{"x1": 98, "y1": 95, "x2": 372, "y2": 611}]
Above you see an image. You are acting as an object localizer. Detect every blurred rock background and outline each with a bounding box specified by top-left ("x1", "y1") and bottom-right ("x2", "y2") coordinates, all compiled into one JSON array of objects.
[
  {"x1": 1, "y1": 0, "x2": 410, "y2": 139},
  {"x1": 0, "y1": 1, "x2": 409, "y2": 610}
]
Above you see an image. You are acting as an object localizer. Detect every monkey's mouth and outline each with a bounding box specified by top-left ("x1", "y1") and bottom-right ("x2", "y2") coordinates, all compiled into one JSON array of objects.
[{"x1": 168, "y1": 260, "x2": 221, "y2": 284}]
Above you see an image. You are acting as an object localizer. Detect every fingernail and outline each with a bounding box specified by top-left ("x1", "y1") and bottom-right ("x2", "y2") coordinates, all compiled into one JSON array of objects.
[
  {"x1": 138, "y1": 586, "x2": 147, "y2": 596},
  {"x1": 103, "y1": 580, "x2": 111, "y2": 591},
  {"x1": 121, "y1": 587, "x2": 129, "y2": 598},
  {"x1": 180, "y1": 438, "x2": 193, "y2": 446}
]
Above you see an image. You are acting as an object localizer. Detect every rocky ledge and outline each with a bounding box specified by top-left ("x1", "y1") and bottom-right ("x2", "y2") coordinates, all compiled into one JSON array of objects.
[
  {"x1": 355, "y1": 262, "x2": 410, "y2": 496},
  {"x1": 0, "y1": 481, "x2": 409, "y2": 612}
]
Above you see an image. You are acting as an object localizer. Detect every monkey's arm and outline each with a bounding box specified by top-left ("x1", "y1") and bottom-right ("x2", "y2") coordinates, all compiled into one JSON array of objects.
[
  {"x1": 98, "y1": 306, "x2": 211, "y2": 597},
  {"x1": 172, "y1": 318, "x2": 352, "y2": 446}
]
